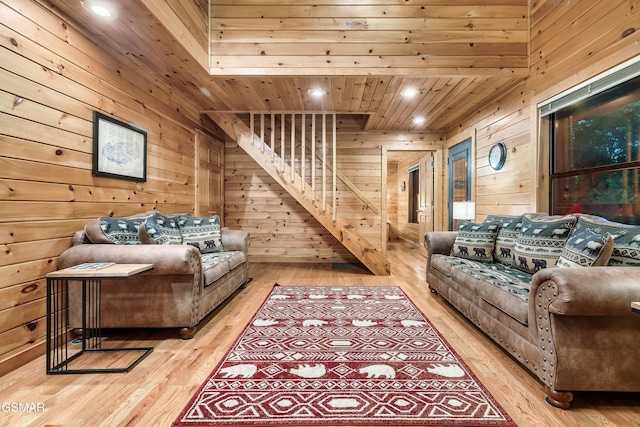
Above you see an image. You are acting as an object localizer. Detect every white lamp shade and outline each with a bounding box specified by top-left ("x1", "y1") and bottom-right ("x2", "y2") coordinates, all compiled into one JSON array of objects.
[{"x1": 452, "y1": 201, "x2": 475, "y2": 220}]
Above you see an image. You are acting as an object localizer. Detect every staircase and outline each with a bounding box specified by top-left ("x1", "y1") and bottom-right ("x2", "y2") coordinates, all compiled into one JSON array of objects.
[{"x1": 208, "y1": 111, "x2": 390, "y2": 276}]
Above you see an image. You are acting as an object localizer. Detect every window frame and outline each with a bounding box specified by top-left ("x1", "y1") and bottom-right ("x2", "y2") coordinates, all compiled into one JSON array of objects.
[{"x1": 543, "y1": 59, "x2": 640, "y2": 224}]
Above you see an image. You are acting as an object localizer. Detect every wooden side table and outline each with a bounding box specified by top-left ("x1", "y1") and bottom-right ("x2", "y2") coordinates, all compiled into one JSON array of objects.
[
  {"x1": 46, "y1": 263, "x2": 154, "y2": 374},
  {"x1": 632, "y1": 302, "x2": 640, "y2": 315}
]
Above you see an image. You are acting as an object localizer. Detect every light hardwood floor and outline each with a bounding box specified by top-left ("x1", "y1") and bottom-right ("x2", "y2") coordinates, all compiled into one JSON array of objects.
[{"x1": 1, "y1": 241, "x2": 638, "y2": 427}]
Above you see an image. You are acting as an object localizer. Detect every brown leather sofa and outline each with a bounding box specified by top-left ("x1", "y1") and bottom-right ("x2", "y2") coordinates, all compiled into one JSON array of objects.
[
  {"x1": 424, "y1": 213, "x2": 640, "y2": 409},
  {"x1": 57, "y1": 211, "x2": 250, "y2": 339}
]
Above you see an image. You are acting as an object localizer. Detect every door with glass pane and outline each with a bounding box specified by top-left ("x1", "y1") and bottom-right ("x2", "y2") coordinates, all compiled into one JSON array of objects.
[{"x1": 448, "y1": 139, "x2": 472, "y2": 230}]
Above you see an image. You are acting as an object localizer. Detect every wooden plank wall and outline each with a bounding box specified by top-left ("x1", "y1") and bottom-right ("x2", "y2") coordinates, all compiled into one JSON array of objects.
[
  {"x1": 448, "y1": 0, "x2": 640, "y2": 220},
  {"x1": 0, "y1": 0, "x2": 212, "y2": 376},
  {"x1": 225, "y1": 118, "x2": 440, "y2": 263}
]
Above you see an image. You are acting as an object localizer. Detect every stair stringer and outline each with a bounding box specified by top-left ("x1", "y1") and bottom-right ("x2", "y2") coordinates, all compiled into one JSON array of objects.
[{"x1": 208, "y1": 111, "x2": 391, "y2": 276}]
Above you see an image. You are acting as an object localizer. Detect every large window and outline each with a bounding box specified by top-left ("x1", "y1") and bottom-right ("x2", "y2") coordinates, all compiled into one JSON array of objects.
[{"x1": 550, "y1": 75, "x2": 640, "y2": 224}]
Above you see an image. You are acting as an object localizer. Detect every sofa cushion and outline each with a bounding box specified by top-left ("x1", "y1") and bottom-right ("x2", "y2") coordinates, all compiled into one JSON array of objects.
[
  {"x1": 201, "y1": 251, "x2": 246, "y2": 286},
  {"x1": 431, "y1": 254, "x2": 487, "y2": 283},
  {"x1": 85, "y1": 215, "x2": 149, "y2": 245},
  {"x1": 513, "y1": 214, "x2": 577, "y2": 274},
  {"x1": 180, "y1": 215, "x2": 223, "y2": 254},
  {"x1": 225, "y1": 251, "x2": 247, "y2": 270},
  {"x1": 450, "y1": 220, "x2": 500, "y2": 263},
  {"x1": 556, "y1": 218, "x2": 614, "y2": 267},
  {"x1": 139, "y1": 211, "x2": 183, "y2": 245},
  {"x1": 448, "y1": 257, "x2": 495, "y2": 295},
  {"x1": 431, "y1": 254, "x2": 458, "y2": 277},
  {"x1": 201, "y1": 253, "x2": 231, "y2": 285},
  {"x1": 450, "y1": 260, "x2": 532, "y2": 325},
  {"x1": 486, "y1": 215, "x2": 523, "y2": 267},
  {"x1": 574, "y1": 215, "x2": 640, "y2": 266}
]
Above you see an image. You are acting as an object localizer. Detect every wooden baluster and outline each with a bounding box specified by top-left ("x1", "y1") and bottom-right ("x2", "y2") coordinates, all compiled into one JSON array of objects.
[
  {"x1": 260, "y1": 113, "x2": 265, "y2": 153},
  {"x1": 291, "y1": 113, "x2": 295, "y2": 184},
  {"x1": 280, "y1": 113, "x2": 285, "y2": 172},
  {"x1": 250, "y1": 113, "x2": 255, "y2": 147},
  {"x1": 311, "y1": 113, "x2": 316, "y2": 195},
  {"x1": 270, "y1": 114, "x2": 275, "y2": 163},
  {"x1": 322, "y1": 113, "x2": 326, "y2": 213},
  {"x1": 301, "y1": 114, "x2": 306, "y2": 193},
  {"x1": 332, "y1": 113, "x2": 337, "y2": 222}
]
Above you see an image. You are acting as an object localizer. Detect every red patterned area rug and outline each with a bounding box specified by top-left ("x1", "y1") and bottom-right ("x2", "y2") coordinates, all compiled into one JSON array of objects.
[{"x1": 173, "y1": 285, "x2": 516, "y2": 427}]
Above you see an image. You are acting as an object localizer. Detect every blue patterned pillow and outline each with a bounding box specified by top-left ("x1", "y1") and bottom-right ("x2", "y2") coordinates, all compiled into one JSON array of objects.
[
  {"x1": 486, "y1": 215, "x2": 523, "y2": 267},
  {"x1": 513, "y1": 215, "x2": 577, "y2": 274},
  {"x1": 139, "y1": 211, "x2": 182, "y2": 245},
  {"x1": 179, "y1": 215, "x2": 223, "y2": 253},
  {"x1": 557, "y1": 218, "x2": 614, "y2": 267},
  {"x1": 84, "y1": 215, "x2": 150, "y2": 245},
  {"x1": 574, "y1": 216, "x2": 640, "y2": 266},
  {"x1": 450, "y1": 220, "x2": 499, "y2": 263}
]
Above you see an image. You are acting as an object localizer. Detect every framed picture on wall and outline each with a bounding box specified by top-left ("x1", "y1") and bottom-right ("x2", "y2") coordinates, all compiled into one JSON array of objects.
[{"x1": 92, "y1": 111, "x2": 147, "y2": 182}]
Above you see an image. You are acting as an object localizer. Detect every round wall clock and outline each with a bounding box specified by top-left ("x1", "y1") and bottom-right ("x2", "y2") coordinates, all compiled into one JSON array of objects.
[{"x1": 488, "y1": 142, "x2": 507, "y2": 170}]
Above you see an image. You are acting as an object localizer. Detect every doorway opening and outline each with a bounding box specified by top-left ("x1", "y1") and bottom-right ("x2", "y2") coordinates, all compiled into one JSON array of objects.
[{"x1": 385, "y1": 150, "x2": 435, "y2": 256}]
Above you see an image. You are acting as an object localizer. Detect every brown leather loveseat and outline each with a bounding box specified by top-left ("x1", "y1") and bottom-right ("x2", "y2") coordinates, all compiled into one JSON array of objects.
[{"x1": 57, "y1": 210, "x2": 250, "y2": 339}]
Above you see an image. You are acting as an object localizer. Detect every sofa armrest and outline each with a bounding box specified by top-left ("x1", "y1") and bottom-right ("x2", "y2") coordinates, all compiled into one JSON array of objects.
[
  {"x1": 423, "y1": 231, "x2": 457, "y2": 255},
  {"x1": 57, "y1": 244, "x2": 201, "y2": 276},
  {"x1": 530, "y1": 266, "x2": 640, "y2": 396},
  {"x1": 530, "y1": 267, "x2": 640, "y2": 317},
  {"x1": 221, "y1": 228, "x2": 251, "y2": 252},
  {"x1": 423, "y1": 231, "x2": 458, "y2": 277}
]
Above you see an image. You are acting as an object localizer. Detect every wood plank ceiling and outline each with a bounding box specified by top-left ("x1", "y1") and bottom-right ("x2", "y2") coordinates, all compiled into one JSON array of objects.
[{"x1": 44, "y1": 0, "x2": 529, "y2": 132}]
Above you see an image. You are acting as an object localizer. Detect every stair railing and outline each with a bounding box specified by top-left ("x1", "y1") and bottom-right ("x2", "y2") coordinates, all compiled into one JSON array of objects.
[{"x1": 249, "y1": 112, "x2": 370, "y2": 223}]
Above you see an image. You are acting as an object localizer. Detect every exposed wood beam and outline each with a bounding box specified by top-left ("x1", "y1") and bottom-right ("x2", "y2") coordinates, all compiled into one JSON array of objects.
[{"x1": 208, "y1": 67, "x2": 530, "y2": 77}]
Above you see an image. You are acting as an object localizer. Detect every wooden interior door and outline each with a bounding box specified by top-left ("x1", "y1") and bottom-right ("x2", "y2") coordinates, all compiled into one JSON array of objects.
[
  {"x1": 196, "y1": 131, "x2": 224, "y2": 223},
  {"x1": 417, "y1": 152, "x2": 434, "y2": 256}
]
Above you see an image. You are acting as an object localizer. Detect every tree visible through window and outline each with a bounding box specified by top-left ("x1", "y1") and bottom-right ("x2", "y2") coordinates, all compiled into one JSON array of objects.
[{"x1": 551, "y1": 75, "x2": 640, "y2": 224}]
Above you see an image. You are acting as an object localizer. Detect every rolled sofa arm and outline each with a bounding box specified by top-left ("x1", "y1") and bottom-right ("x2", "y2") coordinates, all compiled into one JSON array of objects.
[
  {"x1": 531, "y1": 267, "x2": 640, "y2": 317},
  {"x1": 423, "y1": 231, "x2": 458, "y2": 255},
  {"x1": 221, "y1": 228, "x2": 251, "y2": 252},
  {"x1": 57, "y1": 244, "x2": 201, "y2": 276},
  {"x1": 423, "y1": 231, "x2": 458, "y2": 276}
]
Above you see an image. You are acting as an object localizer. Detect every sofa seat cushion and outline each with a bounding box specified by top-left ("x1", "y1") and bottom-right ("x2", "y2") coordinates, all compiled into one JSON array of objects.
[
  {"x1": 449, "y1": 260, "x2": 532, "y2": 325},
  {"x1": 201, "y1": 251, "x2": 246, "y2": 286},
  {"x1": 431, "y1": 254, "x2": 461, "y2": 277},
  {"x1": 432, "y1": 255, "x2": 495, "y2": 294}
]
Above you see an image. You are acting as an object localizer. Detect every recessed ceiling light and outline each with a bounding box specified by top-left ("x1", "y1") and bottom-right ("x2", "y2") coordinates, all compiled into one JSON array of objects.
[
  {"x1": 308, "y1": 88, "x2": 326, "y2": 97},
  {"x1": 401, "y1": 88, "x2": 419, "y2": 98},
  {"x1": 82, "y1": 0, "x2": 117, "y2": 18},
  {"x1": 412, "y1": 116, "x2": 426, "y2": 125}
]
